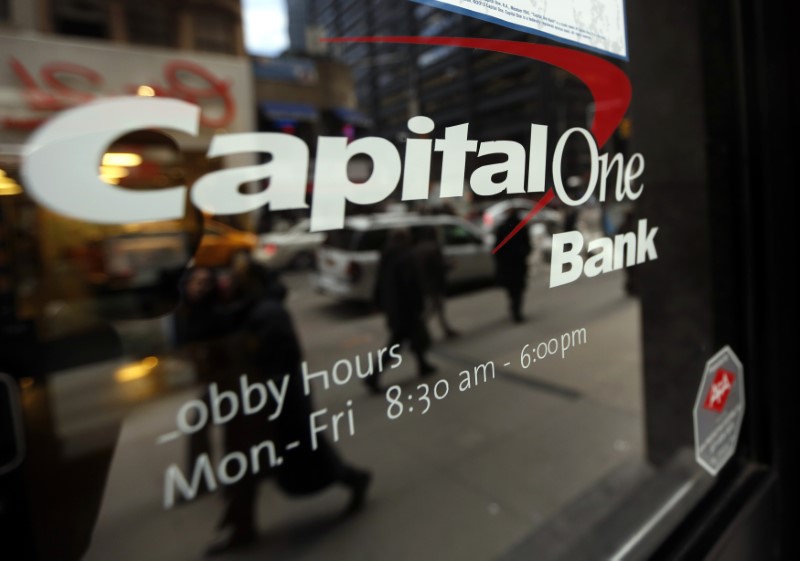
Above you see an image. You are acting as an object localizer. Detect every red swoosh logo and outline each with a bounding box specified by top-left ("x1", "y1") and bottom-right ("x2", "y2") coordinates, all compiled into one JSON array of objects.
[{"x1": 323, "y1": 36, "x2": 632, "y2": 252}]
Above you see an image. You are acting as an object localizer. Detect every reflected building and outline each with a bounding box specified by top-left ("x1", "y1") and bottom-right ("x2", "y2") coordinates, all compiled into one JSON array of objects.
[
  {"x1": 286, "y1": 0, "x2": 309, "y2": 53},
  {"x1": 0, "y1": 0, "x2": 255, "y2": 328},
  {"x1": 252, "y1": 54, "x2": 366, "y2": 144},
  {"x1": 306, "y1": 0, "x2": 603, "y2": 181},
  {"x1": 3, "y1": 0, "x2": 245, "y2": 55},
  {"x1": 0, "y1": 1, "x2": 789, "y2": 559},
  {"x1": 251, "y1": 52, "x2": 368, "y2": 230}
]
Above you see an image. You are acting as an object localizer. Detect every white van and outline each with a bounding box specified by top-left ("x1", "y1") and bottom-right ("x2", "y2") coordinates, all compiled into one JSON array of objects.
[{"x1": 313, "y1": 213, "x2": 495, "y2": 301}]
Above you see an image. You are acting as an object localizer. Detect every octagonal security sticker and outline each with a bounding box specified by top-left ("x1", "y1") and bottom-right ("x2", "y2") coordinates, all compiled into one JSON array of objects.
[{"x1": 693, "y1": 346, "x2": 745, "y2": 476}]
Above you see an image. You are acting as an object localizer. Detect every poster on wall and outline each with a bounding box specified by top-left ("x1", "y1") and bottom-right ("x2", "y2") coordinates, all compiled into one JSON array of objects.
[{"x1": 411, "y1": 0, "x2": 628, "y2": 60}]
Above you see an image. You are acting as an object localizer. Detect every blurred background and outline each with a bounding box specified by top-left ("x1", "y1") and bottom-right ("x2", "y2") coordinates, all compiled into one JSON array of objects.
[{"x1": 0, "y1": 1, "x2": 754, "y2": 560}]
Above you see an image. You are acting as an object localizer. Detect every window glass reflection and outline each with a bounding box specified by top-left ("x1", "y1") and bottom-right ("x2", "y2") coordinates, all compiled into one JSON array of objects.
[{"x1": 0, "y1": 1, "x2": 731, "y2": 559}]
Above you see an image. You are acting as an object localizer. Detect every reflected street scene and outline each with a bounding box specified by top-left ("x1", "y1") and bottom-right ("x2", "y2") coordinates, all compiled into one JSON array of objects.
[{"x1": 0, "y1": 0, "x2": 736, "y2": 560}]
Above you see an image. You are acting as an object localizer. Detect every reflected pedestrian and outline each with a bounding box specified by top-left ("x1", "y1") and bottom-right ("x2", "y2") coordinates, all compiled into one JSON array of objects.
[
  {"x1": 493, "y1": 208, "x2": 531, "y2": 323},
  {"x1": 620, "y1": 209, "x2": 640, "y2": 296},
  {"x1": 207, "y1": 268, "x2": 372, "y2": 555},
  {"x1": 174, "y1": 266, "x2": 226, "y2": 346},
  {"x1": 413, "y1": 226, "x2": 458, "y2": 338},
  {"x1": 227, "y1": 250, "x2": 274, "y2": 306},
  {"x1": 173, "y1": 267, "x2": 230, "y2": 495},
  {"x1": 367, "y1": 229, "x2": 436, "y2": 393},
  {"x1": 564, "y1": 206, "x2": 579, "y2": 232}
]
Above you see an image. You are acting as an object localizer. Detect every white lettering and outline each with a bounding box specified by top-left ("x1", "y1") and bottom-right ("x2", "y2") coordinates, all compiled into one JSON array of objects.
[
  {"x1": 624, "y1": 153, "x2": 646, "y2": 200},
  {"x1": 470, "y1": 141, "x2": 527, "y2": 196},
  {"x1": 176, "y1": 399, "x2": 208, "y2": 434},
  {"x1": 266, "y1": 375, "x2": 289, "y2": 421},
  {"x1": 402, "y1": 116, "x2": 435, "y2": 200},
  {"x1": 550, "y1": 230, "x2": 584, "y2": 288},
  {"x1": 21, "y1": 99, "x2": 647, "y2": 236},
  {"x1": 309, "y1": 408, "x2": 328, "y2": 451},
  {"x1": 164, "y1": 453, "x2": 217, "y2": 509},
  {"x1": 434, "y1": 123, "x2": 477, "y2": 198},
  {"x1": 240, "y1": 374, "x2": 266, "y2": 416},
  {"x1": 553, "y1": 127, "x2": 599, "y2": 206},
  {"x1": 550, "y1": 219, "x2": 658, "y2": 287},
  {"x1": 217, "y1": 452, "x2": 248, "y2": 485},
  {"x1": 598, "y1": 152, "x2": 624, "y2": 202},
  {"x1": 584, "y1": 237, "x2": 614, "y2": 277},
  {"x1": 311, "y1": 136, "x2": 402, "y2": 231},
  {"x1": 209, "y1": 383, "x2": 238, "y2": 425},
  {"x1": 192, "y1": 133, "x2": 309, "y2": 215},
  {"x1": 613, "y1": 231, "x2": 637, "y2": 270},
  {"x1": 636, "y1": 219, "x2": 658, "y2": 263},
  {"x1": 22, "y1": 97, "x2": 196, "y2": 223},
  {"x1": 332, "y1": 358, "x2": 353, "y2": 385},
  {"x1": 302, "y1": 362, "x2": 329, "y2": 395}
]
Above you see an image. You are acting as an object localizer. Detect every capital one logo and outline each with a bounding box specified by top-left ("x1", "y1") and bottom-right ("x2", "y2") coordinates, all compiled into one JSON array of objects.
[{"x1": 21, "y1": 37, "x2": 633, "y2": 251}]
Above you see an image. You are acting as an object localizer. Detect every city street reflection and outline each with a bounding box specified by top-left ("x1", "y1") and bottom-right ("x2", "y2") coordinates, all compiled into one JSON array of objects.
[
  {"x1": 74, "y1": 202, "x2": 639, "y2": 560},
  {"x1": 0, "y1": 2, "x2": 664, "y2": 559}
]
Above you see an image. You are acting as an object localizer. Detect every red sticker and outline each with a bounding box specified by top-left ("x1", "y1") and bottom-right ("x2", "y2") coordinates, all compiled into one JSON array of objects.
[{"x1": 703, "y1": 368, "x2": 736, "y2": 413}]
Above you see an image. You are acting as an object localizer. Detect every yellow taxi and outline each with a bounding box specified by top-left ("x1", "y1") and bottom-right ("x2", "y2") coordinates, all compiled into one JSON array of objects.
[{"x1": 193, "y1": 219, "x2": 258, "y2": 268}]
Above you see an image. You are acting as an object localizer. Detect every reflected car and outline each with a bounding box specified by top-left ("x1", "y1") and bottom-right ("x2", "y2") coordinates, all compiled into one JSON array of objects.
[
  {"x1": 94, "y1": 229, "x2": 191, "y2": 290},
  {"x1": 252, "y1": 219, "x2": 326, "y2": 270},
  {"x1": 313, "y1": 213, "x2": 494, "y2": 301},
  {"x1": 192, "y1": 220, "x2": 258, "y2": 268},
  {"x1": 87, "y1": 218, "x2": 256, "y2": 291}
]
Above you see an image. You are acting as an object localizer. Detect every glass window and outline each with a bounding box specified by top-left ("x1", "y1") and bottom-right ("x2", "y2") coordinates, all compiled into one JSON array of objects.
[
  {"x1": 52, "y1": 0, "x2": 108, "y2": 38},
  {"x1": 193, "y1": 8, "x2": 237, "y2": 54},
  {"x1": 125, "y1": 1, "x2": 177, "y2": 48},
  {"x1": 0, "y1": 1, "x2": 770, "y2": 559}
]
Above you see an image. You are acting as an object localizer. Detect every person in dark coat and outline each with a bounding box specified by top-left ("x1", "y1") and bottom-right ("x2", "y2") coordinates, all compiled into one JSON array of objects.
[
  {"x1": 366, "y1": 229, "x2": 436, "y2": 394},
  {"x1": 227, "y1": 250, "x2": 275, "y2": 306},
  {"x1": 493, "y1": 208, "x2": 532, "y2": 323},
  {"x1": 620, "y1": 209, "x2": 640, "y2": 296},
  {"x1": 172, "y1": 267, "x2": 232, "y2": 496},
  {"x1": 413, "y1": 226, "x2": 458, "y2": 338},
  {"x1": 173, "y1": 266, "x2": 226, "y2": 348},
  {"x1": 207, "y1": 268, "x2": 372, "y2": 556}
]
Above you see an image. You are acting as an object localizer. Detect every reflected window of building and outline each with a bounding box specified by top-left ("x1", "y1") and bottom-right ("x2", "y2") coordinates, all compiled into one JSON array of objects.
[
  {"x1": 52, "y1": 0, "x2": 109, "y2": 38},
  {"x1": 0, "y1": 0, "x2": 779, "y2": 559},
  {"x1": 192, "y1": 7, "x2": 237, "y2": 54},
  {"x1": 124, "y1": 1, "x2": 177, "y2": 48}
]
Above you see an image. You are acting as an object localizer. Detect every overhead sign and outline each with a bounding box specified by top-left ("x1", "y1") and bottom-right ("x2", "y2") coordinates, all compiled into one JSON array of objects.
[
  {"x1": 0, "y1": 33, "x2": 255, "y2": 147},
  {"x1": 693, "y1": 346, "x2": 745, "y2": 476},
  {"x1": 411, "y1": 0, "x2": 628, "y2": 60}
]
